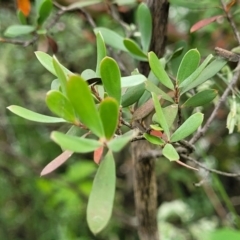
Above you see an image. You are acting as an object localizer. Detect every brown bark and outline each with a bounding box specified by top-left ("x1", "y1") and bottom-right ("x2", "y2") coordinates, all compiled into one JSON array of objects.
[{"x1": 132, "y1": 1, "x2": 169, "y2": 240}]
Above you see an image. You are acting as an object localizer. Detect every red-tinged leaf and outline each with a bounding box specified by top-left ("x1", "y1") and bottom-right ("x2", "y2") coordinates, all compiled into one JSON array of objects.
[
  {"x1": 47, "y1": 36, "x2": 58, "y2": 53},
  {"x1": 150, "y1": 130, "x2": 163, "y2": 138},
  {"x1": 226, "y1": 0, "x2": 236, "y2": 12},
  {"x1": 190, "y1": 15, "x2": 223, "y2": 33},
  {"x1": 40, "y1": 150, "x2": 73, "y2": 176},
  {"x1": 94, "y1": 146, "x2": 104, "y2": 164},
  {"x1": 17, "y1": 0, "x2": 31, "y2": 17}
]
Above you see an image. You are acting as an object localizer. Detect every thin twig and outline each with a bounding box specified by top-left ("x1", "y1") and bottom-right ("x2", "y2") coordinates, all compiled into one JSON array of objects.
[{"x1": 181, "y1": 154, "x2": 240, "y2": 177}]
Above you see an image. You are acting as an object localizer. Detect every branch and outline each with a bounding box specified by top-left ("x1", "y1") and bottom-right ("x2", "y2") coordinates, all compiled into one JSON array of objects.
[{"x1": 181, "y1": 154, "x2": 240, "y2": 177}]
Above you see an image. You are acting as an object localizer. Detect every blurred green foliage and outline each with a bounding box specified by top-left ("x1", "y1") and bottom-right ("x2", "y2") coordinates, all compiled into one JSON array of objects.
[{"x1": 1, "y1": 1, "x2": 240, "y2": 239}]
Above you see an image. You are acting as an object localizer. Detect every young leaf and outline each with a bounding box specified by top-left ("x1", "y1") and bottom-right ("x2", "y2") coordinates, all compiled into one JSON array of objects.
[
  {"x1": 148, "y1": 52, "x2": 174, "y2": 90},
  {"x1": 123, "y1": 38, "x2": 148, "y2": 60},
  {"x1": 16, "y1": 0, "x2": 31, "y2": 17},
  {"x1": 100, "y1": 57, "x2": 121, "y2": 105},
  {"x1": 152, "y1": 93, "x2": 170, "y2": 140},
  {"x1": 67, "y1": 76, "x2": 104, "y2": 137},
  {"x1": 176, "y1": 49, "x2": 200, "y2": 84},
  {"x1": 143, "y1": 133, "x2": 164, "y2": 145},
  {"x1": 81, "y1": 69, "x2": 97, "y2": 80},
  {"x1": 87, "y1": 151, "x2": 116, "y2": 234},
  {"x1": 37, "y1": 0, "x2": 53, "y2": 26},
  {"x1": 121, "y1": 74, "x2": 146, "y2": 88},
  {"x1": 40, "y1": 150, "x2": 73, "y2": 176},
  {"x1": 181, "y1": 89, "x2": 218, "y2": 108},
  {"x1": 94, "y1": 27, "x2": 127, "y2": 52},
  {"x1": 121, "y1": 83, "x2": 145, "y2": 107},
  {"x1": 136, "y1": 3, "x2": 152, "y2": 52},
  {"x1": 52, "y1": 56, "x2": 68, "y2": 95},
  {"x1": 170, "y1": 112, "x2": 204, "y2": 142},
  {"x1": 4, "y1": 25, "x2": 35, "y2": 38},
  {"x1": 51, "y1": 131, "x2": 102, "y2": 153},
  {"x1": 99, "y1": 97, "x2": 119, "y2": 140},
  {"x1": 162, "y1": 143, "x2": 179, "y2": 161},
  {"x1": 35, "y1": 51, "x2": 73, "y2": 76},
  {"x1": 46, "y1": 90, "x2": 77, "y2": 123},
  {"x1": 182, "y1": 58, "x2": 227, "y2": 93},
  {"x1": 108, "y1": 130, "x2": 138, "y2": 152},
  {"x1": 7, "y1": 105, "x2": 65, "y2": 123},
  {"x1": 96, "y1": 32, "x2": 106, "y2": 77}
]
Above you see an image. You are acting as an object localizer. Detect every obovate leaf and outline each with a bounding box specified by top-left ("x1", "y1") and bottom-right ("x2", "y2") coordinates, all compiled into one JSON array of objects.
[
  {"x1": 123, "y1": 38, "x2": 148, "y2": 60},
  {"x1": 152, "y1": 93, "x2": 170, "y2": 140},
  {"x1": 99, "y1": 97, "x2": 119, "y2": 140},
  {"x1": 7, "y1": 105, "x2": 65, "y2": 123},
  {"x1": 94, "y1": 27, "x2": 127, "y2": 52},
  {"x1": 52, "y1": 56, "x2": 67, "y2": 95},
  {"x1": 162, "y1": 143, "x2": 179, "y2": 161},
  {"x1": 136, "y1": 3, "x2": 152, "y2": 53},
  {"x1": 121, "y1": 74, "x2": 146, "y2": 88},
  {"x1": 46, "y1": 90, "x2": 77, "y2": 123},
  {"x1": 4, "y1": 25, "x2": 35, "y2": 38},
  {"x1": 51, "y1": 131, "x2": 102, "y2": 153},
  {"x1": 96, "y1": 32, "x2": 106, "y2": 77},
  {"x1": 143, "y1": 133, "x2": 164, "y2": 145},
  {"x1": 35, "y1": 51, "x2": 73, "y2": 76},
  {"x1": 176, "y1": 49, "x2": 200, "y2": 85},
  {"x1": 81, "y1": 69, "x2": 97, "y2": 80},
  {"x1": 100, "y1": 57, "x2": 121, "y2": 105},
  {"x1": 67, "y1": 76, "x2": 104, "y2": 138},
  {"x1": 170, "y1": 112, "x2": 204, "y2": 142},
  {"x1": 148, "y1": 52, "x2": 174, "y2": 90},
  {"x1": 87, "y1": 151, "x2": 116, "y2": 234},
  {"x1": 181, "y1": 58, "x2": 227, "y2": 94},
  {"x1": 181, "y1": 89, "x2": 218, "y2": 108},
  {"x1": 108, "y1": 130, "x2": 138, "y2": 152},
  {"x1": 37, "y1": 0, "x2": 52, "y2": 25}
]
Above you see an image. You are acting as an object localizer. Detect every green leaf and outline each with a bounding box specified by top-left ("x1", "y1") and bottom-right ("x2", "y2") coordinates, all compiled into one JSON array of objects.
[
  {"x1": 67, "y1": 0, "x2": 102, "y2": 10},
  {"x1": 136, "y1": 3, "x2": 152, "y2": 52},
  {"x1": 121, "y1": 74, "x2": 146, "y2": 88},
  {"x1": 81, "y1": 69, "x2": 97, "y2": 80},
  {"x1": 162, "y1": 143, "x2": 179, "y2": 161},
  {"x1": 87, "y1": 151, "x2": 116, "y2": 234},
  {"x1": 51, "y1": 131, "x2": 102, "y2": 153},
  {"x1": 182, "y1": 89, "x2": 218, "y2": 108},
  {"x1": 145, "y1": 80, "x2": 174, "y2": 103},
  {"x1": 67, "y1": 76, "x2": 104, "y2": 137},
  {"x1": 94, "y1": 27, "x2": 127, "y2": 52},
  {"x1": 52, "y1": 56, "x2": 68, "y2": 96},
  {"x1": 96, "y1": 32, "x2": 106, "y2": 77},
  {"x1": 162, "y1": 104, "x2": 178, "y2": 128},
  {"x1": 143, "y1": 133, "x2": 164, "y2": 145},
  {"x1": 17, "y1": 10, "x2": 27, "y2": 25},
  {"x1": 121, "y1": 83, "x2": 145, "y2": 107},
  {"x1": 7, "y1": 105, "x2": 65, "y2": 123},
  {"x1": 46, "y1": 90, "x2": 77, "y2": 123},
  {"x1": 4, "y1": 25, "x2": 35, "y2": 38},
  {"x1": 123, "y1": 38, "x2": 148, "y2": 60},
  {"x1": 37, "y1": 0, "x2": 53, "y2": 25},
  {"x1": 100, "y1": 57, "x2": 121, "y2": 105},
  {"x1": 108, "y1": 130, "x2": 138, "y2": 152},
  {"x1": 181, "y1": 58, "x2": 227, "y2": 93},
  {"x1": 35, "y1": 51, "x2": 73, "y2": 76},
  {"x1": 99, "y1": 97, "x2": 119, "y2": 140},
  {"x1": 152, "y1": 93, "x2": 170, "y2": 140},
  {"x1": 51, "y1": 79, "x2": 60, "y2": 90},
  {"x1": 170, "y1": 112, "x2": 204, "y2": 142},
  {"x1": 176, "y1": 49, "x2": 200, "y2": 84},
  {"x1": 148, "y1": 52, "x2": 174, "y2": 90}
]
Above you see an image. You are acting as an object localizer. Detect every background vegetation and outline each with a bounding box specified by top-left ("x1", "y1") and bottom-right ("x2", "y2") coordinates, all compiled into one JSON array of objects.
[{"x1": 1, "y1": 0, "x2": 240, "y2": 239}]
